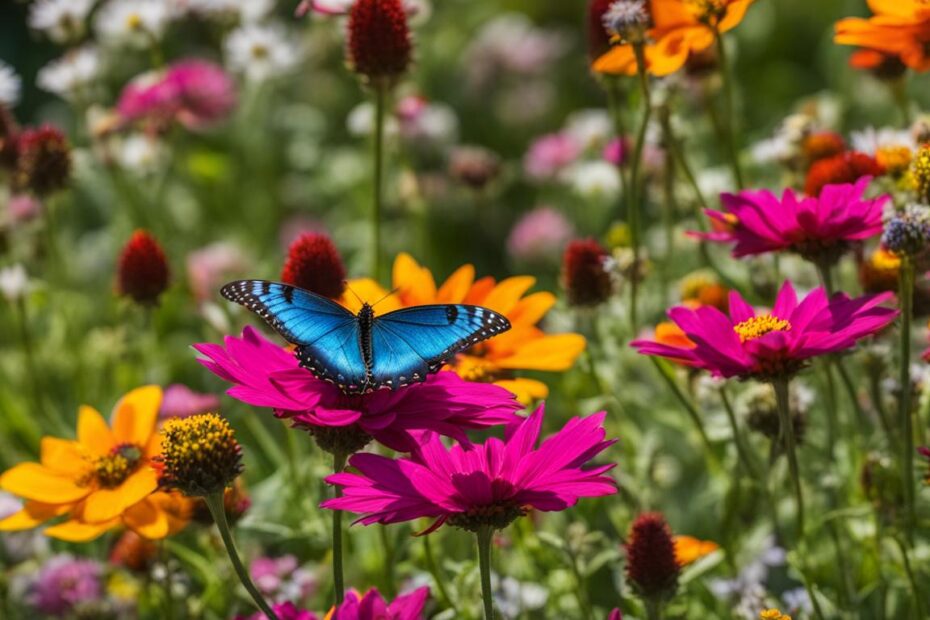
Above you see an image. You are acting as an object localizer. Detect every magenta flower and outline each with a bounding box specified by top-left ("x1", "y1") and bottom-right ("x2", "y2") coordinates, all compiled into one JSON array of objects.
[
  {"x1": 194, "y1": 327, "x2": 522, "y2": 453},
  {"x1": 159, "y1": 384, "x2": 221, "y2": 419},
  {"x1": 631, "y1": 281, "x2": 898, "y2": 381},
  {"x1": 29, "y1": 554, "x2": 103, "y2": 614},
  {"x1": 322, "y1": 404, "x2": 617, "y2": 532},
  {"x1": 117, "y1": 59, "x2": 236, "y2": 131},
  {"x1": 507, "y1": 206, "x2": 575, "y2": 263},
  {"x1": 694, "y1": 177, "x2": 888, "y2": 264},
  {"x1": 238, "y1": 587, "x2": 428, "y2": 620},
  {"x1": 238, "y1": 601, "x2": 318, "y2": 620},
  {"x1": 523, "y1": 133, "x2": 582, "y2": 181}
]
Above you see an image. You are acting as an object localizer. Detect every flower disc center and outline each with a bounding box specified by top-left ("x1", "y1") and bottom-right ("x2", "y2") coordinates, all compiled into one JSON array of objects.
[{"x1": 733, "y1": 314, "x2": 791, "y2": 342}]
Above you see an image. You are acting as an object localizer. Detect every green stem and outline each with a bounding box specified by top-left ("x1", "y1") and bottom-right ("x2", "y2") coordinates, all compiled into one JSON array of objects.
[
  {"x1": 719, "y1": 386, "x2": 759, "y2": 478},
  {"x1": 476, "y1": 525, "x2": 495, "y2": 620},
  {"x1": 332, "y1": 451, "x2": 347, "y2": 604},
  {"x1": 645, "y1": 599, "x2": 663, "y2": 620},
  {"x1": 714, "y1": 31, "x2": 745, "y2": 189},
  {"x1": 628, "y1": 42, "x2": 653, "y2": 333},
  {"x1": 566, "y1": 546, "x2": 594, "y2": 620},
  {"x1": 423, "y1": 534, "x2": 457, "y2": 613},
  {"x1": 204, "y1": 492, "x2": 278, "y2": 620},
  {"x1": 892, "y1": 534, "x2": 926, "y2": 619},
  {"x1": 773, "y1": 379, "x2": 805, "y2": 539},
  {"x1": 890, "y1": 77, "x2": 911, "y2": 128},
  {"x1": 649, "y1": 358, "x2": 718, "y2": 468},
  {"x1": 372, "y1": 84, "x2": 387, "y2": 282},
  {"x1": 604, "y1": 78, "x2": 630, "y2": 205},
  {"x1": 898, "y1": 257, "x2": 916, "y2": 540}
]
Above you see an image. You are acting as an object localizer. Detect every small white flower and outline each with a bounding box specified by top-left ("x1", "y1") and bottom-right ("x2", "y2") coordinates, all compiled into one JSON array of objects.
[
  {"x1": 0, "y1": 264, "x2": 31, "y2": 303},
  {"x1": 28, "y1": 0, "x2": 94, "y2": 44},
  {"x1": 850, "y1": 126, "x2": 916, "y2": 155},
  {"x1": 117, "y1": 133, "x2": 164, "y2": 173},
  {"x1": 182, "y1": 0, "x2": 275, "y2": 23},
  {"x1": 602, "y1": 0, "x2": 649, "y2": 39},
  {"x1": 565, "y1": 109, "x2": 613, "y2": 150},
  {"x1": 567, "y1": 161, "x2": 621, "y2": 199},
  {"x1": 224, "y1": 23, "x2": 299, "y2": 82},
  {"x1": 0, "y1": 61, "x2": 22, "y2": 107},
  {"x1": 37, "y1": 46, "x2": 101, "y2": 102},
  {"x1": 346, "y1": 102, "x2": 399, "y2": 137},
  {"x1": 95, "y1": 0, "x2": 173, "y2": 48}
]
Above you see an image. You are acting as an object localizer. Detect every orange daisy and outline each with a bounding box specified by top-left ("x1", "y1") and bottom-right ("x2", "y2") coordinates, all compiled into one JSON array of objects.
[
  {"x1": 593, "y1": 0, "x2": 755, "y2": 77},
  {"x1": 835, "y1": 1, "x2": 930, "y2": 72},
  {"x1": 339, "y1": 253, "x2": 586, "y2": 403},
  {"x1": 673, "y1": 534, "x2": 719, "y2": 566},
  {"x1": 0, "y1": 386, "x2": 191, "y2": 541}
]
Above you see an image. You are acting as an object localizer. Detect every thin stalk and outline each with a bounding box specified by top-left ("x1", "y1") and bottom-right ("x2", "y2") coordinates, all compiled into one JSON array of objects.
[
  {"x1": 713, "y1": 31, "x2": 745, "y2": 189},
  {"x1": 423, "y1": 534, "x2": 457, "y2": 613},
  {"x1": 645, "y1": 599, "x2": 663, "y2": 620},
  {"x1": 604, "y1": 78, "x2": 630, "y2": 202},
  {"x1": 476, "y1": 525, "x2": 495, "y2": 620},
  {"x1": 719, "y1": 386, "x2": 759, "y2": 478},
  {"x1": 372, "y1": 84, "x2": 387, "y2": 281},
  {"x1": 566, "y1": 545, "x2": 594, "y2": 620},
  {"x1": 204, "y1": 492, "x2": 278, "y2": 620},
  {"x1": 892, "y1": 534, "x2": 926, "y2": 619},
  {"x1": 628, "y1": 42, "x2": 653, "y2": 332},
  {"x1": 660, "y1": 105, "x2": 676, "y2": 301},
  {"x1": 898, "y1": 256, "x2": 916, "y2": 540},
  {"x1": 773, "y1": 379, "x2": 805, "y2": 538},
  {"x1": 332, "y1": 451, "x2": 347, "y2": 604},
  {"x1": 379, "y1": 526, "x2": 396, "y2": 598},
  {"x1": 889, "y1": 77, "x2": 911, "y2": 128},
  {"x1": 649, "y1": 358, "x2": 718, "y2": 467}
]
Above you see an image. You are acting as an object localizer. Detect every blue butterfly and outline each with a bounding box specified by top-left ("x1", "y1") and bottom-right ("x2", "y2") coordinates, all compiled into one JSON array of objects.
[{"x1": 221, "y1": 280, "x2": 512, "y2": 394}]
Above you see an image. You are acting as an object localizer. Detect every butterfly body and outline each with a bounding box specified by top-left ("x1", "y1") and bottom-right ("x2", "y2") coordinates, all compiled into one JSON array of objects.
[{"x1": 221, "y1": 280, "x2": 511, "y2": 394}]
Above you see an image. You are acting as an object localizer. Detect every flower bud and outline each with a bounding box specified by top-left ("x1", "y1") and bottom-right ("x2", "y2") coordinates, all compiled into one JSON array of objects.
[
  {"x1": 155, "y1": 413, "x2": 244, "y2": 497},
  {"x1": 347, "y1": 0, "x2": 412, "y2": 84},
  {"x1": 881, "y1": 205, "x2": 930, "y2": 258},
  {"x1": 14, "y1": 125, "x2": 72, "y2": 195},
  {"x1": 117, "y1": 230, "x2": 170, "y2": 305},
  {"x1": 563, "y1": 238, "x2": 613, "y2": 307},
  {"x1": 625, "y1": 512, "x2": 679, "y2": 602},
  {"x1": 602, "y1": 0, "x2": 650, "y2": 45}
]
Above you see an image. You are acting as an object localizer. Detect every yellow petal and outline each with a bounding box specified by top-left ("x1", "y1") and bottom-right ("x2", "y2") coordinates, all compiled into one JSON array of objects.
[
  {"x1": 494, "y1": 378, "x2": 549, "y2": 405},
  {"x1": 78, "y1": 405, "x2": 115, "y2": 456},
  {"x1": 83, "y1": 468, "x2": 158, "y2": 523},
  {"x1": 45, "y1": 518, "x2": 118, "y2": 542},
  {"x1": 480, "y1": 276, "x2": 536, "y2": 315},
  {"x1": 123, "y1": 498, "x2": 171, "y2": 540},
  {"x1": 112, "y1": 385, "x2": 162, "y2": 447},
  {"x1": 0, "y1": 463, "x2": 90, "y2": 504},
  {"x1": 436, "y1": 264, "x2": 475, "y2": 303},
  {"x1": 40, "y1": 437, "x2": 84, "y2": 474},
  {"x1": 494, "y1": 334, "x2": 587, "y2": 371},
  {"x1": 340, "y1": 278, "x2": 400, "y2": 315},
  {"x1": 393, "y1": 252, "x2": 437, "y2": 305},
  {"x1": 463, "y1": 277, "x2": 497, "y2": 305},
  {"x1": 674, "y1": 535, "x2": 720, "y2": 566},
  {"x1": 0, "y1": 501, "x2": 67, "y2": 531},
  {"x1": 507, "y1": 292, "x2": 556, "y2": 328}
]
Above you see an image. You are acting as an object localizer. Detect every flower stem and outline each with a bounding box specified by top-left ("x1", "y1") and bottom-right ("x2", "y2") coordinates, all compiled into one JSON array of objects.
[
  {"x1": 372, "y1": 83, "x2": 387, "y2": 282},
  {"x1": 645, "y1": 599, "x2": 663, "y2": 620},
  {"x1": 650, "y1": 358, "x2": 718, "y2": 468},
  {"x1": 889, "y1": 77, "x2": 911, "y2": 128},
  {"x1": 719, "y1": 386, "x2": 759, "y2": 479},
  {"x1": 476, "y1": 525, "x2": 495, "y2": 620},
  {"x1": 423, "y1": 534, "x2": 457, "y2": 613},
  {"x1": 332, "y1": 450, "x2": 347, "y2": 604},
  {"x1": 628, "y1": 42, "x2": 653, "y2": 333},
  {"x1": 713, "y1": 31, "x2": 745, "y2": 189},
  {"x1": 204, "y1": 492, "x2": 278, "y2": 620},
  {"x1": 898, "y1": 256, "x2": 916, "y2": 540},
  {"x1": 772, "y1": 379, "x2": 805, "y2": 539}
]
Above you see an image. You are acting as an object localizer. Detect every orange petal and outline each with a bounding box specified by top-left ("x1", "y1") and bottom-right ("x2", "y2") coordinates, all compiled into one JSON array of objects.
[
  {"x1": 674, "y1": 535, "x2": 720, "y2": 566},
  {"x1": 40, "y1": 437, "x2": 84, "y2": 474},
  {"x1": 507, "y1": 292, "x2": 556, "y2": 328},
  {"x1": 340, "y1": 278, "x2": 400, "y2": 315},
  {"x1": 83, "y1": 467, "x2": 158, "y2": 523},
  {"x1": 481, "y1": 276, "x2": 536, "y2": 315},
  {"x1": 123, "y1": 497, "x2": 171, "y2": 540},
  {"x1": 111, "y1": 385, "x2": 162, "y2": 447},
  {"x1": 494, "y1": 378, "x2": 549, "y2": 405},
  {"x1": 494, "y1": 334, "x2": 587, "y2": 372},
  {"x1": 718, "y1": 0, "x2": 755, "y2": 33},
  {"x1": 78, "y1": 405, "x2": 115, "y2": 456},
  {"x1": 436, "y1": 264, "x2": 475, "y2": 303},
  {"x1": 463, "y1": 277, "x2": 497, "y2": 305},
  {"x1": 45, "y1": 518, "x2": 118, "y2": 542},
  {"x1": 0, "y1": 501, "x2": 68, "y2": 531},
  {"x1": 393, "y1": 253, "x2": 437, "y2": 305},
  {"x1": 592, "y1": 45, "x2": 638, "y2": 76},
  {"x1": 0, "y1": 463, "x2": 90, "y2": 504}
]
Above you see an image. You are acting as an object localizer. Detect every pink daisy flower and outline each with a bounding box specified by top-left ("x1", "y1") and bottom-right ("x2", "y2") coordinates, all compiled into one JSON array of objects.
[
  {"x1": 238, "y1": 587, "x2": 428, "y2": 620},
  {"x1": 321, "y1": 404, "x2": 617, "y2": 532},
  {"x1": 194, "y1": 327, "x2": 522, "y2": 454},
  {"x1": 631, "y1": 281, "x2": 898, "y2": 381},
  {"x1": 523, "y1": 132, "x2": 582, "y2": 181},
  {"x1": 694, "y1": 177, "x2": 888, "y2": 265}
]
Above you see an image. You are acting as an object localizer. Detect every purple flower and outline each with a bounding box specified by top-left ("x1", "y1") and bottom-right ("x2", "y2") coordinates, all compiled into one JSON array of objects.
[
  {"x1": 250, "y1": 554, "x2": 317, "y2": 604},
  {"x1": 523, "y1": 133, "x2": 581, "y2": 181},
  {"x1": 29, "y1": 554, "x2": 103, "y2": 614},
  {"x1": 602, "y1": 137, "x2": 629, "y2": 167},
  {"x1": 507, "y1": 207, "x2": 575, "y2": 263},
  {"x1": 322, "y1": 404, "x2": 617, "y2": 532},
  {"x1": 159, "y1": 384, "x2": 221, "y2": 420},
  {"x1": 117, "y1": 59, "x2": 236, "y2": 131},
  {"x1": 194, "y1": 327, "x2": 523, "y2": 452},
  {"x1": 186, "y1": 242, "x2": 250, "y2": 303},
  {"x1": 332, "y1": 587, "x2": 429, "y2": 620},
  {"x1": 238, "y1": 601, "x2": 319, "y2": 620}
]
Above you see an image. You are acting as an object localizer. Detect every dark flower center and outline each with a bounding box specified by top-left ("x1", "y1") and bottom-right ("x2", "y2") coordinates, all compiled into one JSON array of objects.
[{"x1": 90, "y1": 443, "x2": 143, "y2": 489}]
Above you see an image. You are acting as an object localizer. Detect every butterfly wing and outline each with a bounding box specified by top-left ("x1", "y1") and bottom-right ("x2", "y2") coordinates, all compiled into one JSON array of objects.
[
  {"x1": 368, "y1": 304, "x2": 511, "y2": 389},
  {"x1": 220, "y1": 280, "x2": 369, "y2": 391}
]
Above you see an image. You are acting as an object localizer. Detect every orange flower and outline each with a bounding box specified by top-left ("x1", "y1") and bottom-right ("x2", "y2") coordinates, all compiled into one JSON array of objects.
[
  {"x1": 593, "y1": 0, "x2": 755, "y2": 77},
  {"x1": 340, "y1": 253, "x2": 586, "y2": 403},
  {"x1": 673, "y1": 534, "x2": 719, "y2": 566},
  {"x1": 835, "y1": 1, "x2": 930, "y2": 72},
  {"x1": 0, "y1": 387, "x2": 191, "y2": 541}
]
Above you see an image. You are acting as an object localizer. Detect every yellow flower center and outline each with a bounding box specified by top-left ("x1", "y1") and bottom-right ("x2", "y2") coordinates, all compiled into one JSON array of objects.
[
  {"x1": 733, "y1": 314, "x2": 791, "y2": 342},
  {"x1": 157, "y1": 413, "x2": 243, "y2": 496},
  {"x1": 689, "y1": 0, "x2": 729, "y2": 24},
  {"x1": 760, "y1": 610, "x2": 792, "y2": 620},
  {"x1": 92, "y1": 444, "x2": 142, "y2": 489},
  {"x1": 126, "y1": 13, "x2": 143, "y2": 31},
  {"x1": 877, "y1": 146, "x2": 912, "y2": 175},
  {"x1": 454, "y1": 354, "x2": 500, "y2": 383}
]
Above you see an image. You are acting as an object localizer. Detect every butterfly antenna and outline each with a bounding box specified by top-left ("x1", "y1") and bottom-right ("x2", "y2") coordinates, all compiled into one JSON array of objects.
[
  {"x1": 372, "y1": 287, "x2": 401, "y2": 309},
  {"x1": 345, "y1": 283, "x2": 365, "y2": 305}
]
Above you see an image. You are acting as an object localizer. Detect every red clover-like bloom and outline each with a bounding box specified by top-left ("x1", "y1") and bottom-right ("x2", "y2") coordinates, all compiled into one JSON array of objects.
[
  {"x1": 280, "y1": 232, "x2": 347, "y2": 299},
  {"x1": 695, "y1": 177, "x2": 888, "y2": 264},
  {"x1": 347, "y1": 0, "x2": 412, "y2": 82},
  {"x1": 14, "y1": 124, "x2": 72, "y2": 195},
  {"x1": 194, "y1": 327, "x2": 522, "y2": 454},
  {"x1": 625, "y1": 512, "x2": 679, "y2": 601},
  {"x1": 631, "y1": 281, "x2": 898, "y2": 381},
  {"x1": 117, "y1": 229, "x2": 170, "y2": 305},
  {"x1": 322, "y1": 404, "x2": 617, "y2": 532},
  {"x1": 563, "y1": 238, "x2": 613, "y2": 306}
]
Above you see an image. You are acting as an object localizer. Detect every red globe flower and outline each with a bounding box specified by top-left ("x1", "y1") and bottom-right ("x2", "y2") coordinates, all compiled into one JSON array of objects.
[
  {"x1": 804, "y1": 151, "x2": 884, "y2": 196},
  {"x1": 347, "y1": 0, "x2": 412, "y2": 83},
  {"x1": 626, "y1": 512, "x2": 680, "y2": 602},
  {"x1": 563, "y1": 239, "x2": 613, "y2": 307},
  {"x1": 117, "y1": 230, "x2": 170, "y2": 305},
  {"x1": 280, "y1": 232, "x2": 347, "y2": 300},
  {"x1": 14, "y1": 125, "x2": 72, "y2": 195}
]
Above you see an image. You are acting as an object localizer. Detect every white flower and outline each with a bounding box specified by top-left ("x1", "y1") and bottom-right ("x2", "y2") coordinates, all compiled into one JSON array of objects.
[
  {"x1": 850, "y1": 126, "x2": 916, "y2": 155},
  {"x1": 0, "y1": 61, "x2": 21, "y2": 107},
  {"x1": 28, "y1": 0, "x2": 94, "y2": 44},
  {"x1": 116, "y1": 134, "x2": 164, "y2": 173},
  {"x1": 565, "y1": 109, "x2": 613, "y2": 150},
  {"x1": 224, "y1": 23, "x2": 299, "y2": 82},
  {"x1": 37, "y1": 47, "x2": 101, "y2": 102},
  {"x1": 396, "y1": 99, "x2": 458, "y2": 146},
  {"x1": 182, "y1": 0, "x2": 274, "y2": 23},
  {"x1": 0, "y1": 264, "x2": 31, "y2": 303},
  {"x1": 346, "y1": 102, "x2": 399, "y2": 137},
  {"x1": 567, "y1": 161, "x2": 621, "y2": 199},
  {"x1": 95, "y1": 0, "x2": 173, "y2": 47}
]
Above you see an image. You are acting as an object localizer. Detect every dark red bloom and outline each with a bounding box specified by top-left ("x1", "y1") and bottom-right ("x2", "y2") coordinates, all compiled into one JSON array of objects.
[
  {"x1": 14, "y1": 125, "x2": 72, "y2": 195},
  {"x1": 804, "y1": 151, "x2": 884, "y2": 196},
  {"x1": 588, "y1": 0, "x2": 615, "y2": 60},
  {"x1": 347, "y1": 0, "x2": 412, "y2": 82},
  {"x1": 117, "y1": 230, "x2": 170, "y2": 305},
  {"x1": 563, "y1": 238, "x2": 612, "y2": 306},
  {"x1": 802, "y1": 131, "x2": 846, "y2": 164},
  {"x1": 281, "y1": 232, "x2": 347, "y2": 299},
  {"x1": 625, "y1": 512, "x2": 680, "y2": 601}
]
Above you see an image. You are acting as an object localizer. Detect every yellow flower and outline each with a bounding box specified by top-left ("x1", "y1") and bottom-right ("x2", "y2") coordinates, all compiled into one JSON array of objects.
[
  {"x1": 0, "y1": 386, "x2": 190, "y2": 541},
  {"x1": 340, "y1": 253, "x2": 586, "y2": 403},
  {"x1": 673, "y1": 534, "x2": 719, "y2": 566},
  {"x1": 760, "y1": 609, "x2": 792, "y2": 620}
]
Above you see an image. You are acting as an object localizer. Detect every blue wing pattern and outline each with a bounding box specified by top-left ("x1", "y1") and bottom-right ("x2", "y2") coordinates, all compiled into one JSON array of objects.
[{"x1": 368, "y1": 304, "x2": 511, "y2": 390}]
